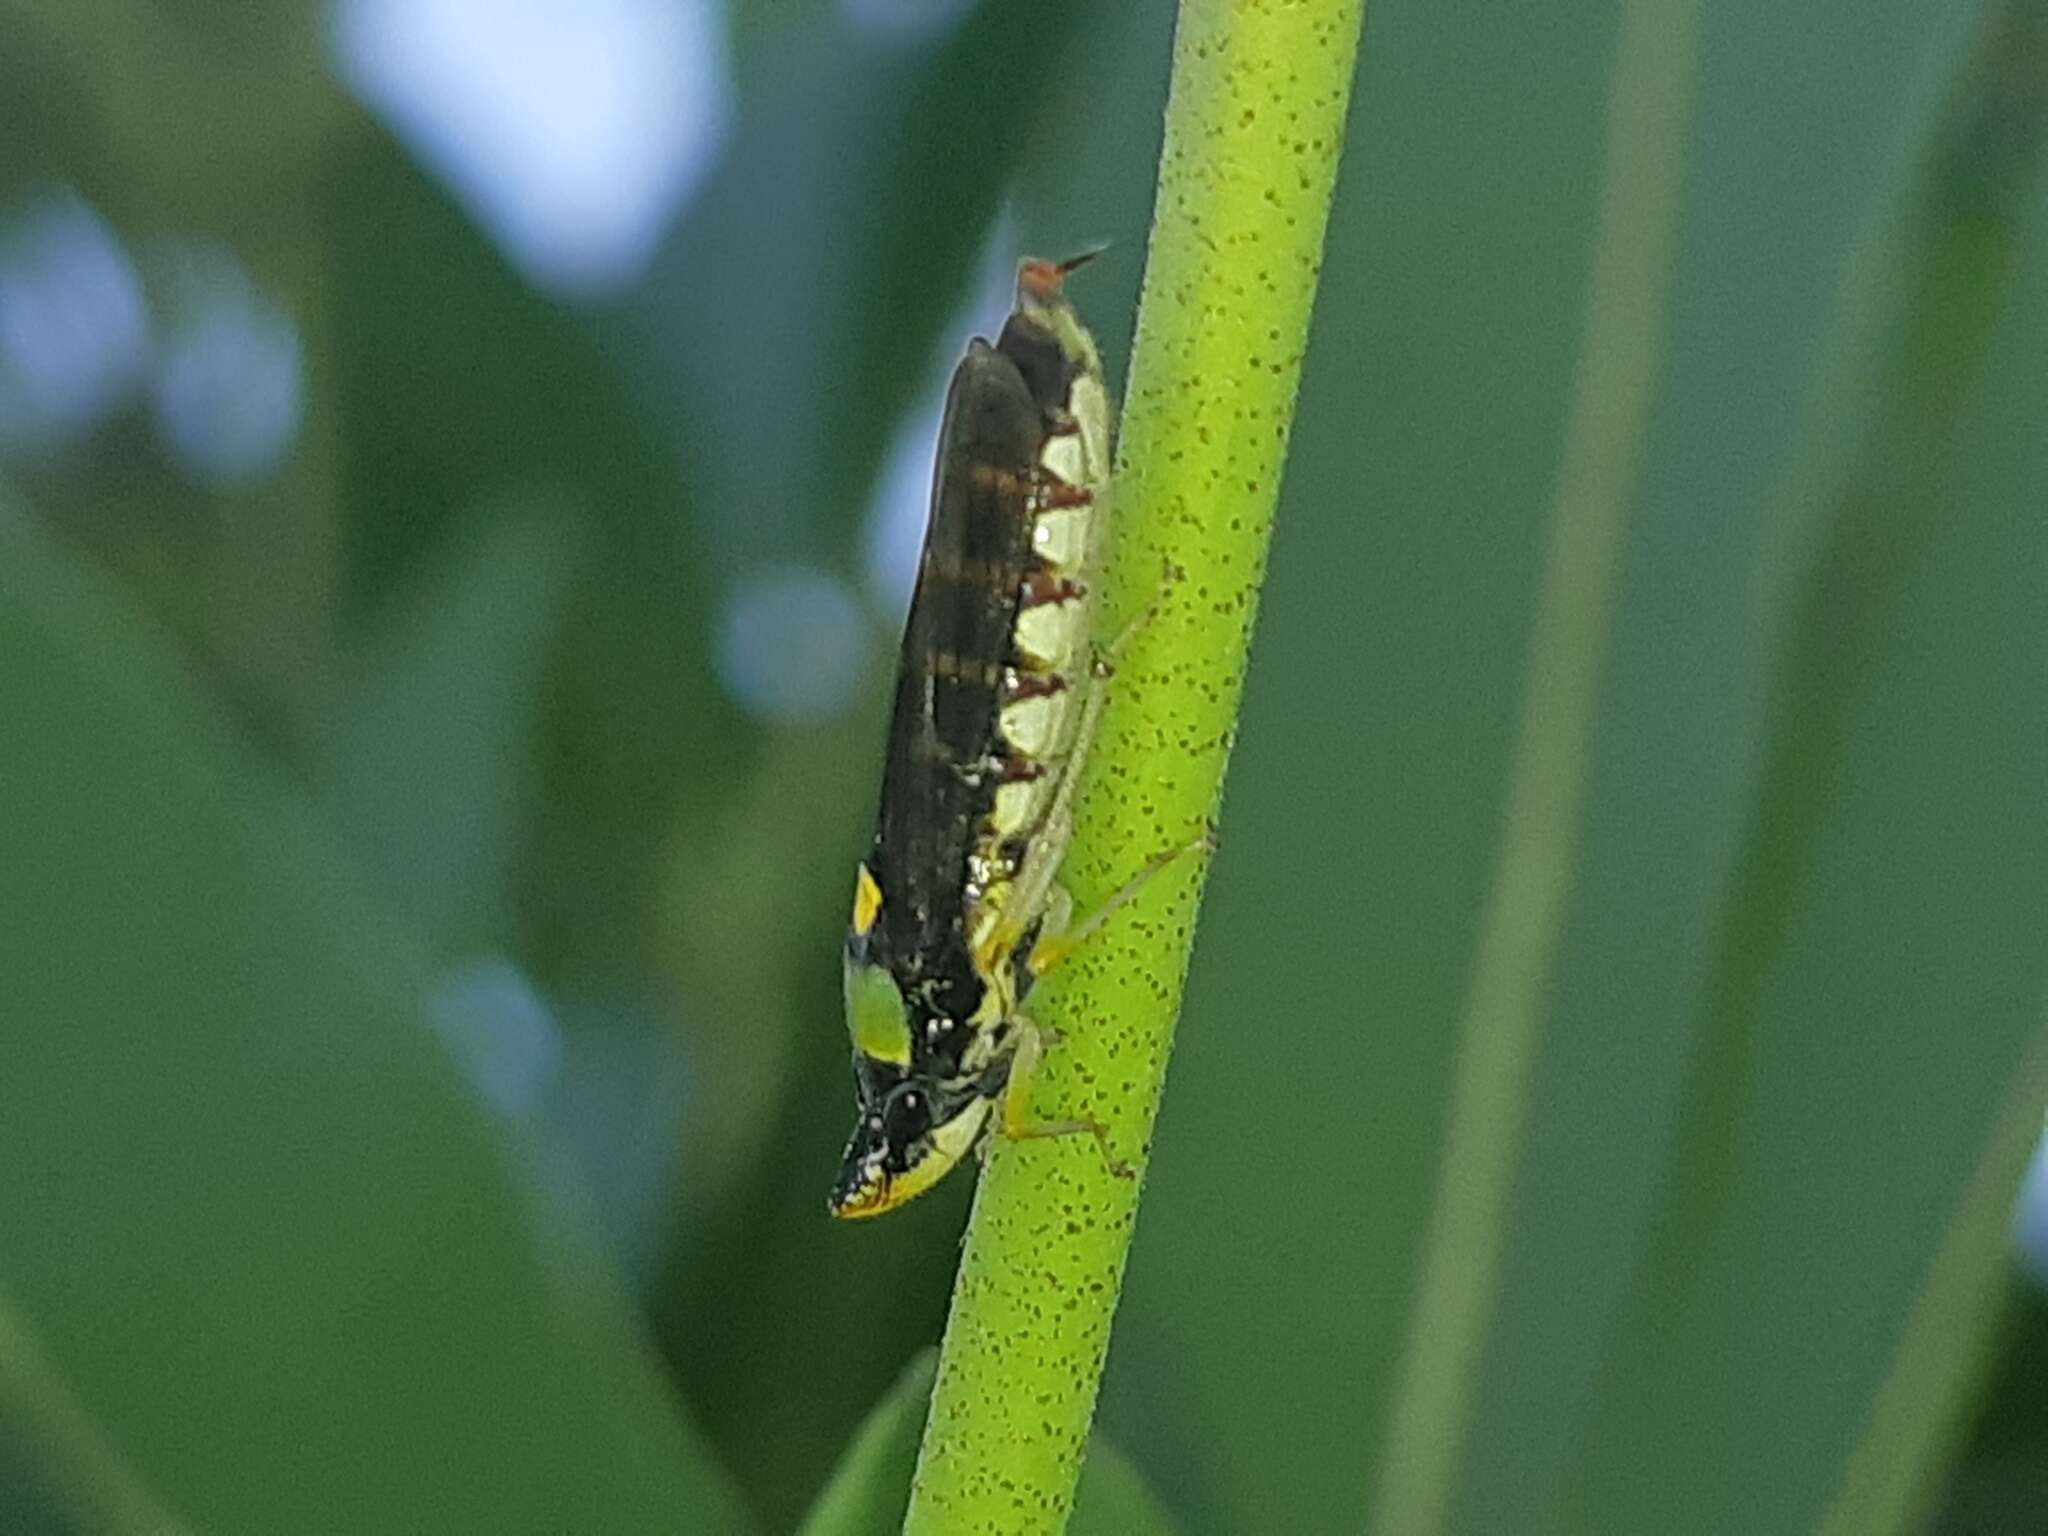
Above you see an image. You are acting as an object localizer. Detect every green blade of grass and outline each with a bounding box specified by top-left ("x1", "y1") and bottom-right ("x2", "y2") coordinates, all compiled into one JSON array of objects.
[{"x1": 1366, "y1": 1, "x2": 1701, "y2": 1529}]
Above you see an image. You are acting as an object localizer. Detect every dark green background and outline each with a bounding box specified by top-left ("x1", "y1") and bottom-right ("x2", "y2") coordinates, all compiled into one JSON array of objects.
[{"x1": 2, "y1": 1, "x2": 2045, "y2": 1532}]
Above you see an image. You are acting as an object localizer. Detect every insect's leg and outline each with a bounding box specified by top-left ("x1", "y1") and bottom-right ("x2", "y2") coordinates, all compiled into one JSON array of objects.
[
  {"x1": 1095, "y1": 555, "x2": 1181, "y2": 673},
  {"x1": 1009, "y1": 561, "x2": 1203, "y2": 977},
  {"x1": 997, "y1": 1016, "x2": 1134, "y2": 1179},
  {"x1": 1027, "y1": 828, "x2": 1216, "y2": 980},
  {"x1": 970, "y1": 665, "x2": 1110, "y2": 973},
  {"x1": 1036, "y1": 884, "x2": 1074, "y2": 959},
  {"x1": 975, "y1": 605, "x2": 1135, "y2": 951}
]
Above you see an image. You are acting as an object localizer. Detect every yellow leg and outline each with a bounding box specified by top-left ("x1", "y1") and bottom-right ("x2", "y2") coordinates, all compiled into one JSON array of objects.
[
  {"x1": 998, "y1": 1017, "x2": 1134, "y2": 1179},
  {"x1": 1095, "y1": 607, "x2": 1151, "y2": 676},
  {"x1": 1027, "y1": 829, "x2": 1215, "y2": 979},
  {"x1": 1092, "y1": 559, "x2": 1179, "y2": 678}
]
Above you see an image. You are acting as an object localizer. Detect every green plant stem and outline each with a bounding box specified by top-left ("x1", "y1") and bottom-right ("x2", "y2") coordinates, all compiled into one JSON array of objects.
[
  {"x1": 0, "y1": 1287, "x2": 196, "y2": 1536},
  {"x1": 902, "y1": 2, "x2": 1367, "y2": 1531},
  {"x1": 1367, "y1": 2, "x2": 1699, "y2": 1531}
]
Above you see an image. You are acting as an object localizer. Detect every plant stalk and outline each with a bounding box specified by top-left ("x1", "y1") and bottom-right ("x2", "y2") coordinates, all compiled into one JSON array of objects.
[{"x1": 903, "y1": 1, "x2": 1369, "y2": 1531}]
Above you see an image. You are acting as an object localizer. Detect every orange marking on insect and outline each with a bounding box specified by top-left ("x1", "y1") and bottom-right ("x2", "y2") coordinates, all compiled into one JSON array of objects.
[
  {"x1": 1020, "y1": 569, "x2": 1086, "y2": 608},
  {"x1": 1038, "y1": 476, "x2": 1094, "y2": 511},
  {"x1": 1004, "y1": 670, "x2": 1070, "y2": 703}
]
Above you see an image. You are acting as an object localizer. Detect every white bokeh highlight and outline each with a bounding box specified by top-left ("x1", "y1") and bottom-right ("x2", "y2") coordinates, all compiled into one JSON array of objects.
[
  {"x1": 0, "y1": 191, "x2": 149, "y2": 452},
  {"x1": 330, "y1": 0, "x2": 732, "y2": 299},
  {"x1": 429, "y1": 955, "x2": 566, "y2": 1121},
  {"x1": 150, "y1": 241, "x2": 305, "y2": 484},
  {"x1": 2014, "y1": 1119, "x2": 2048, "y2": 1290},
  {"x1": 716, "y1": 562, "x2": 869, "y2": 726}
]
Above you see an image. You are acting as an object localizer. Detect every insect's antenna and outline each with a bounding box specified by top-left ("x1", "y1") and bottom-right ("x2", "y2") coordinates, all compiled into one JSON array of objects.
[
  {"x1": 1057, "y1": 243, "x2": 1111, "y2": 276},
  {"x1": 1020, "y1": 245, "x2": 1111, "y2": 305}
]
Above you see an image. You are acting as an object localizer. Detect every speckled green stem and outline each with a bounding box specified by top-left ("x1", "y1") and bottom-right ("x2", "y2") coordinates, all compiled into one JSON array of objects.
[{"x1": 902, "y1": 3, "x2": 1367, "y2": 1532}]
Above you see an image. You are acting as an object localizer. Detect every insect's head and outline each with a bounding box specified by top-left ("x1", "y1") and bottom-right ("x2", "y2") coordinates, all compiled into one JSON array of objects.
[
  {"x1": 828, "y1": 1068, "x2": 991, "y2": 1220},
  {"x1": 833, "y1": 981, "x2": 989, "y2": 1218},
  {"x1": 833, "y1": 922, "x2": 992, "y2": 1218},
  {"x1": 1012, "y1": 253, "x2": 1105, "y2": 387}
]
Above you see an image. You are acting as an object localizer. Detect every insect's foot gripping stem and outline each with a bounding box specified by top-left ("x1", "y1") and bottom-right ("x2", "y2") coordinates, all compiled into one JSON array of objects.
[{"x1": 997, "y1": 1017, "x2": 1135, "y2": 1180}]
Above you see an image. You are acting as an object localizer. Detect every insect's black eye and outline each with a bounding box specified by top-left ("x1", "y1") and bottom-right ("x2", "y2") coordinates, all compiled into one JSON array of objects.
[{"x1": 882, "y1": 1087, "x2": 931, "y2": 1146}]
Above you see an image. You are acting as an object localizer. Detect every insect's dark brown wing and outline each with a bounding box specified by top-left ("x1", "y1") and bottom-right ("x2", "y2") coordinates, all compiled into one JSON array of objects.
[{"x1": 867, "y1": 339, "x2": 1041, "y2": 1015}]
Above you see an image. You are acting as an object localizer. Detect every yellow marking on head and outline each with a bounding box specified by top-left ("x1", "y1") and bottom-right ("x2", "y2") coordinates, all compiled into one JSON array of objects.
[
  {"x1": 851, "y1": 863, "x2": 883, "y2": 938},
  {"x1": 844, "y1": 958, "x2": 913, "y2": 1067},
  {"x1": 829, "y1": 1097, "x2": 992, "y2": 1220}
]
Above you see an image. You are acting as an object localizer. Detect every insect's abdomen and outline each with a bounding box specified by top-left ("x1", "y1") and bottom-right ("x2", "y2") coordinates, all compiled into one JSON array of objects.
[{"x1": 967, "y1": 269, "x2": 1114, "y2": 954}]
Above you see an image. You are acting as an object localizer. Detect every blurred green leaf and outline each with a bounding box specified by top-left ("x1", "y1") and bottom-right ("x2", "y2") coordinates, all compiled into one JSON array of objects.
[
  {"x1": 796, "y1": 1350, "x2": 935, "y2": 1536},
  {"x1": 1100, "y1": 0, "x2": 2048, "y2": 1532},
  {"x1": 327, "y1": 129, "x2": 746, "y2": 985},
  {"x1": 1468, "y1": 3, "x2": 2048, "y2": 1532},
  {"x1": 798, "y1": 1350, "x2": 1180, "y2": 1536},
  {"x1": 0, "y1": 0, "x2": 345, "y2": 225},
  {"x1": 0, "y1": 1284, "x2": 197, "y2": 1535},
  {"x1": 1073, "y1": 1440, "x2": 1181, "y2": 1536},
  {"x1": 0, "y1": 17, "x2": 108, "y2": 207},
  {"x1": 1929, "y1": 1279, "x2": 2048, "y2": 1532},
  {"x1": 0, "y1": 521, "x2": 748, "y2": 1533},
  {"x1": 327, "y1": 502, "x2": 582, "y2": 954}
]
